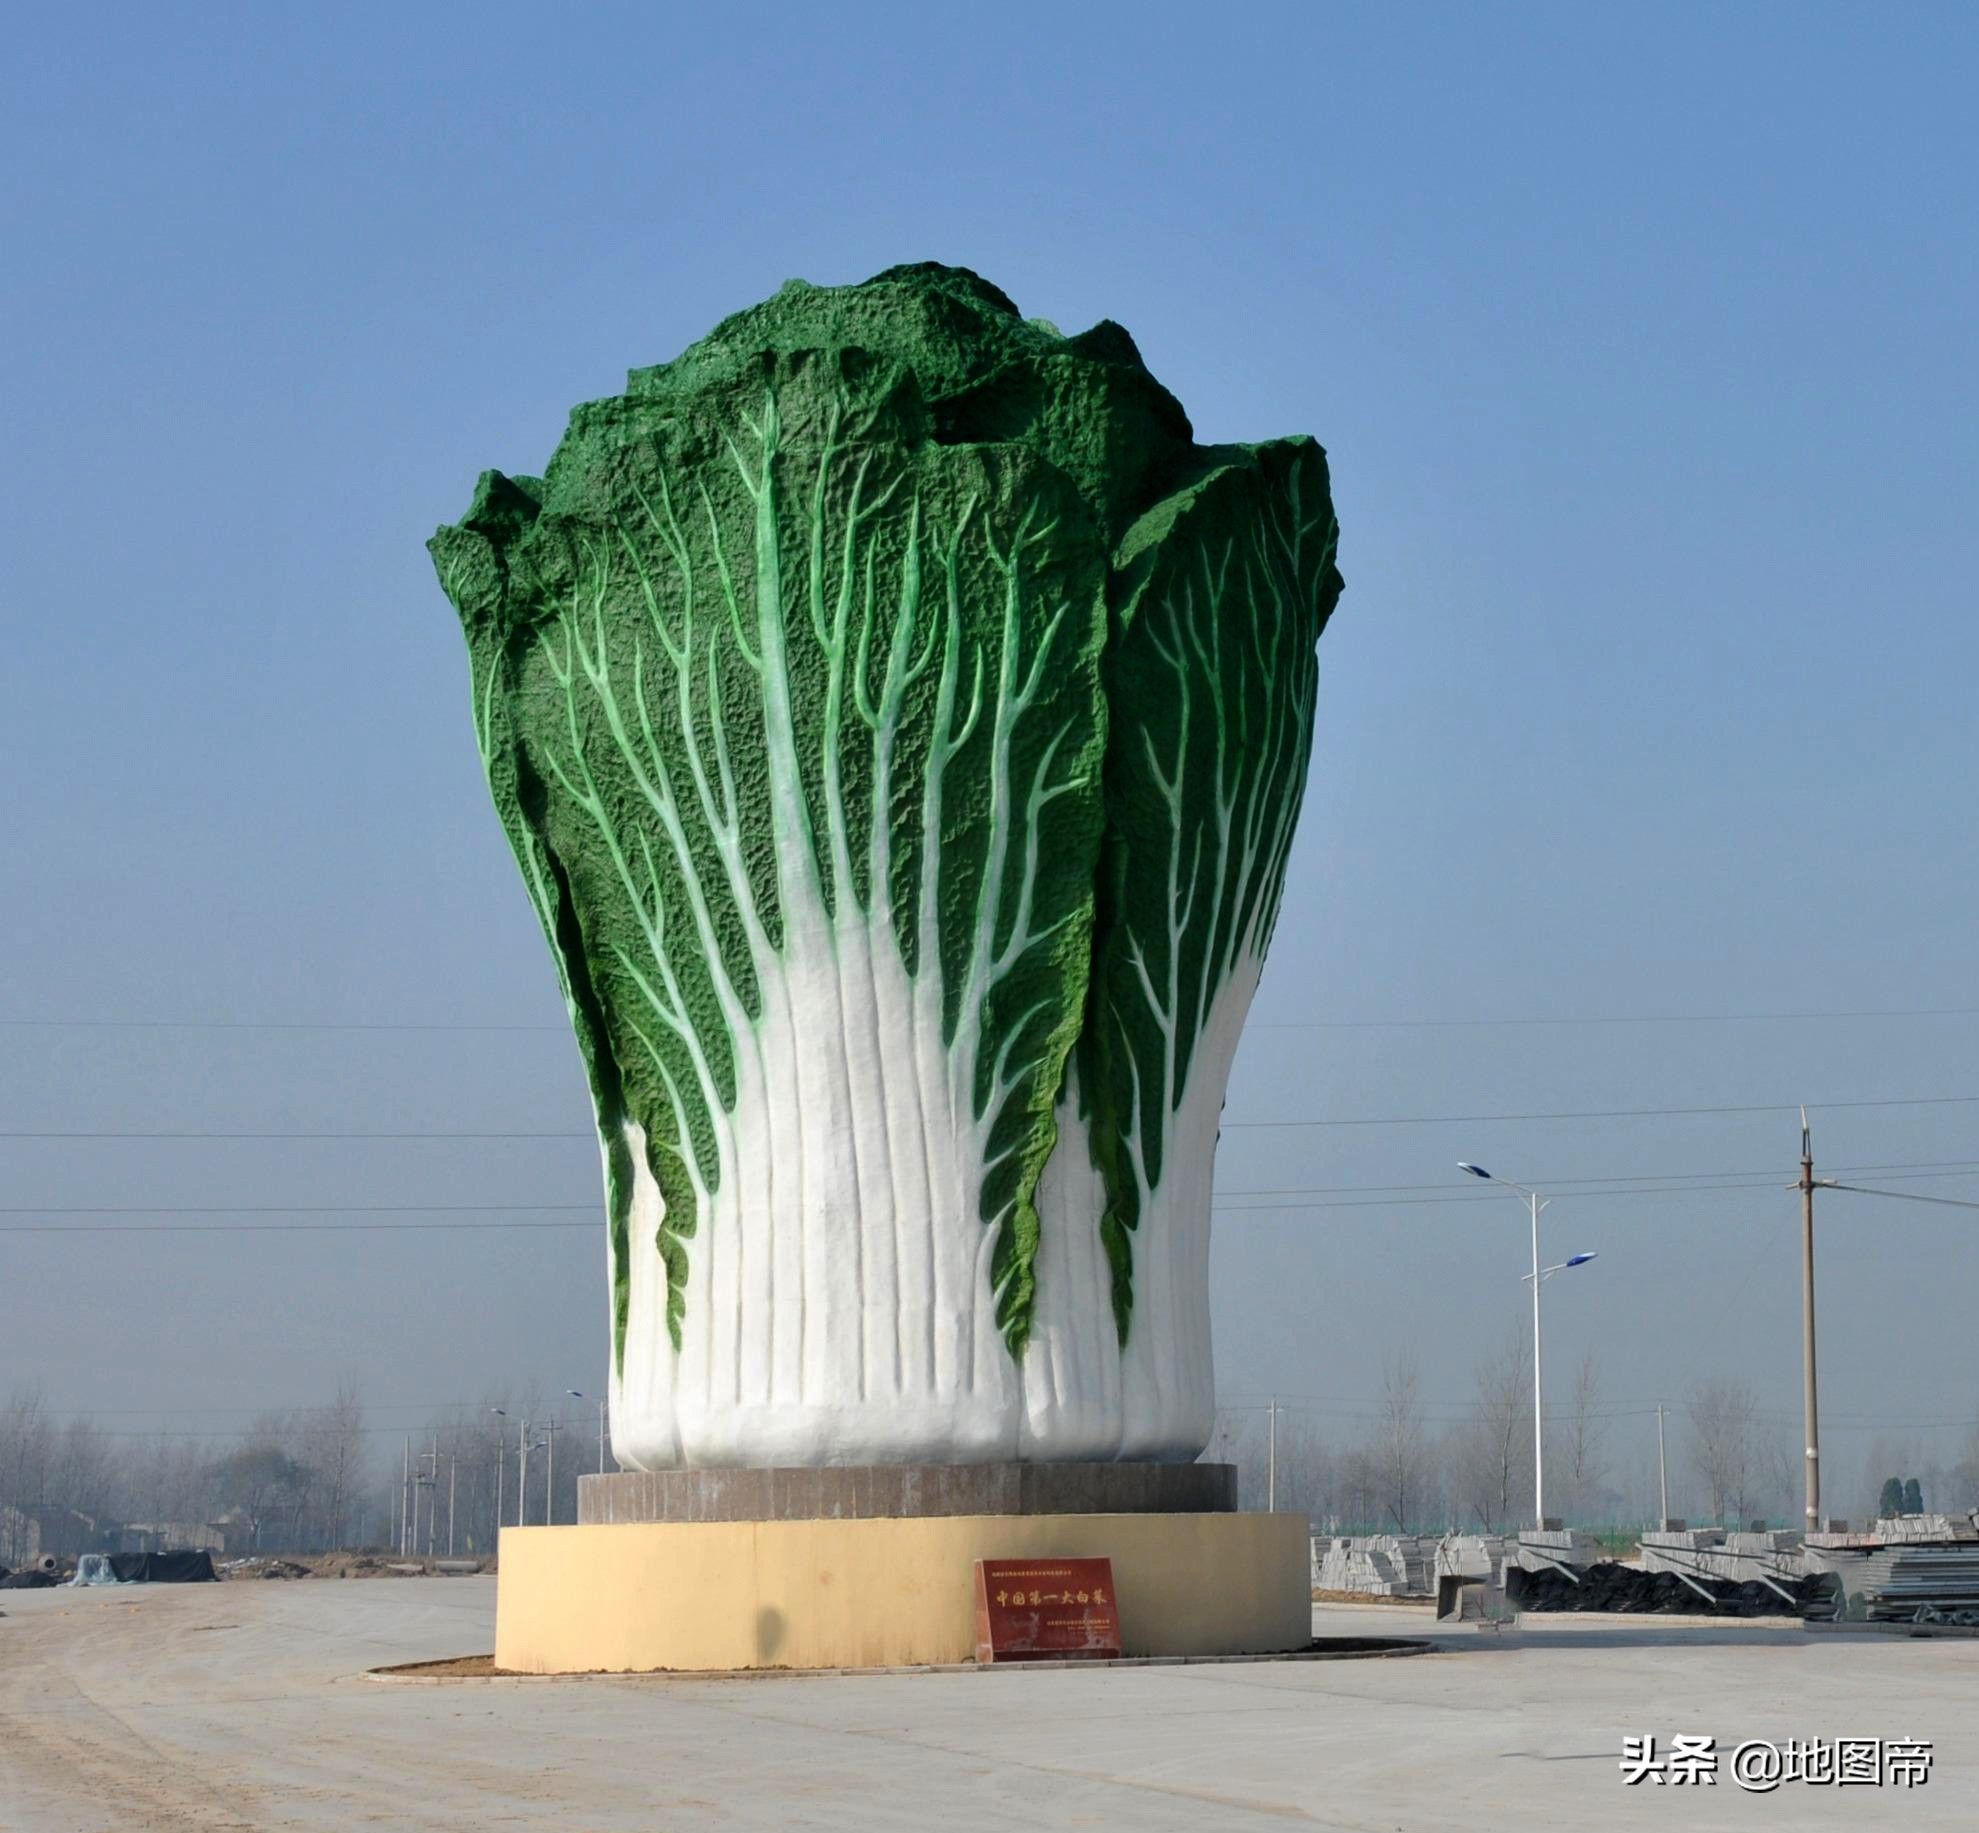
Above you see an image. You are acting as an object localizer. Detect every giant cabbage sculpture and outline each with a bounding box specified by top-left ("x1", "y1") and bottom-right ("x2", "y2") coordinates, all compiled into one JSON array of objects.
[{"x1": 431, "y1": 265, "x2": 1342, "y2": 1469}]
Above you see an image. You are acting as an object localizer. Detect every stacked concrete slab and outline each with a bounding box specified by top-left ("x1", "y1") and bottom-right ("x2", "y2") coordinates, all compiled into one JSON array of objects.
[
  {"x1": 1869, "y1": 1512, "x2": 1979, "y2": 1544},
  {"x1": 1510, "y1": 1528, "x2": 1600, "y2": 1573},
  {"x1": 1434, "y1": 1534, "x2": 1512, "y2": 1583},
  {"x1": 1311, "y1": 1534, "x2": 1433, "y2": 1596},
  {"x1": 1640, "y1": 1529, "x2": 1804, "y2": 1603},
  {"x1": 1804, "y1": 1513, "x2": 1979, "y2": 1623}
]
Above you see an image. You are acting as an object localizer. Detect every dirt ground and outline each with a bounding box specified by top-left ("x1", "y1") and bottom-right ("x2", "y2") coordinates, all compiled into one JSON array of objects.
[{"x1": 1, "y1": 1578, "x2": 1974, "y2": 1829}]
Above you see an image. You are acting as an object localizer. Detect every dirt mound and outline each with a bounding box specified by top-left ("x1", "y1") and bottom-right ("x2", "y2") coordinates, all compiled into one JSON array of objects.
[
  {"x1": 218, "y1": 1557, "x2": 309, "y2": 1581},
  {"x1": 312, "y1": 1552, "x2": 394, "y2": 1579}
]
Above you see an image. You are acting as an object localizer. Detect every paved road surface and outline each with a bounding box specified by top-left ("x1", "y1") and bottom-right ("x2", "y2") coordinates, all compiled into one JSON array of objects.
[{"x1": 0, "y1": 1579, "x2": 1972, "y2": 1828}]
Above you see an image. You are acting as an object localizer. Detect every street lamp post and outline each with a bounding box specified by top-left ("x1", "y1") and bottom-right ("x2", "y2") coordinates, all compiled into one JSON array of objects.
[
  {"x1": 544, "y1": 1419, "x2": 563, "y2": 1525},
  {"x1": 1458, "y1": 1163, "x2": 1598, "y2": 1527},
  {"x1": 569, "y1": 1389, "x2": 606, "y2": 1475},
  {"x1": 490, "y1": 1409, "x2": 507, "y2": 1539},
  {"x1": 516, "y1": 1419, "x2": 534, "y2": 1528}
]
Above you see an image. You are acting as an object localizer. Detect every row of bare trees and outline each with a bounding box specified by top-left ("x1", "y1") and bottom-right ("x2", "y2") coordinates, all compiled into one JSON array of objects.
[
  {"x1": 1208, "y1": 1342, "x2": 1979, "y2": 1534},
  {"x1": 0, "y1": 1381, "x2": 371, "y2": 1560},
  {"x1": 11, "y1": 1368, "x2": 1976, "y2": 1557},
  {"x1": 0, "y1": 1379, "x2": 628, "y2": 1560},
  {"x1": 1, "y1": 1380, "x2": 622, "y2": 1560}
]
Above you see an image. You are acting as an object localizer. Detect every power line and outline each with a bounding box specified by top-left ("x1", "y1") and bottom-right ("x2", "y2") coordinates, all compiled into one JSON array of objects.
[
  {"x1": 1221, "y1": 1161, "x2": 1979, "y2": 1199},
  {"x1": 9, "y1": 1092, "x2": 1979, "y2": 1143},
  {"x1": 1224, "y1": 1093, "x2": 1979, "y2": 1129},
  {"x1": 0, "y1": 1202, "x2": 592, "y2": 1216},
  {"x1": 38, "y1": 1422, "x2": 564, "y2": 1440},
  {"x1": 1217, "y1": 1165, "x2": 1979, "y2": 1210},
  {"x1": 1246, "y1": 1005, "x2": 1979, "y2": 1030},
  {"x1": 1821, "y1": 1183, "x2": 1979, "y2": 1213},
  {"x1": 8, "y1": 1159, "x2": 1979, "y2": 1232},
  {"x1": 0, "y1": 1130, "x2": 592, "y2": 1141},
  {"x1": 4, "y1": 1154, "x2": 1973, "y2": 1204},
  {"x1": 0, "y1": 1219, "x2": 592, "y2": 1234},
  {"x1": 1216, "y1": 1181, "x2": 1782, "y2": 1213},
  {"x1": 9, "y1": 1002, "x2": 1979, "y2": 1035},
  {"x1": 0, "y1": 1017, "x2": 564, "y2": 1034},
  {"x1": 1213, "y1": 1397, "x2": 1979, "y2": 1430},
  {"x1": 52, "y1": 1400, "x2": 1976, "y2": 1437},
  {"x1": 32, "y1": 1400, "x2": 531, "y2": 1418}
]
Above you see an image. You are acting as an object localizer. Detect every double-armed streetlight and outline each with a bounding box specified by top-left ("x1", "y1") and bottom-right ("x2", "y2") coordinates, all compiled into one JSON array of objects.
[
  {"x1": 1458, "y1": 1163, "x2": 1598, "y2": 1527},
  {"x1": 495, "y1": 1396, "x2": 600, "y2": 1530},
  {"x1": 493, "y1": 1409, "x2": 548, "y2": 1526}
]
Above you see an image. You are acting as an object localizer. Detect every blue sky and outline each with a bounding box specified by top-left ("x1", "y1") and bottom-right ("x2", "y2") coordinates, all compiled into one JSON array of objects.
[{"x1": 3, "y1": 2, "x2": 1975, "y2": 1506}]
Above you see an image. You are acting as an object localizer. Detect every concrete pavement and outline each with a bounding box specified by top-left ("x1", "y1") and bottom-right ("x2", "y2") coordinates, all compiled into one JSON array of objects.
[{"x1": 0, "y1": 1578, "x2": 1971, "y2": 1828}]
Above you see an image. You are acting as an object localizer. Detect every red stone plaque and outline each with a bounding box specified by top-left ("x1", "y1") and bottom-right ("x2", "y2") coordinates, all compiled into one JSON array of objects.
[{"x1": 974, "y1": 1557, "x2": 1121, "y2": 1663}]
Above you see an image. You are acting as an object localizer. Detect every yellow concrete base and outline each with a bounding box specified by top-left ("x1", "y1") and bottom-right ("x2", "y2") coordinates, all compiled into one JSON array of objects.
[{"x1": 495, "y1": 1512, "x2": 1309, "y2": 1672}]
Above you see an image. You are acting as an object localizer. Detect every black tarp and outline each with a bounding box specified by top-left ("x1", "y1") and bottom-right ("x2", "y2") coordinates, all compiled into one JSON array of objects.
[
  {"x1": 0, "y1": 1569, "x2": 58, "y2": 1588},
  {"x1": 105, "y1": 1551, "x2": 217, "y2": 1583}
]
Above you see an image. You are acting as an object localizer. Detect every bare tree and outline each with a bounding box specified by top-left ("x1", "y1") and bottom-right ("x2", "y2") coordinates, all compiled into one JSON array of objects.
[
  {"x1": 1276, "y1": 1411, "x2": 1334, "y2": 1528},
  {"x1": 1952, "y1": 1415, "x2": 1979, "y2": 1514},
  {"x1": 1564, "y1": 1350, "x2": 1606, "y2": 1525},
  {"x1": 1758, "y1": 1424, "x2": 1800, "y2": 1527},
  {"x1": 1447, "y1": 1327, "x2": 1531, "y2": 1532},
  {"x1": 1334, "y1": 1445, "x2": 1379, "y2": 1533},
  {"x1": 0, "y1": 1384, "x2": 52, "y2": 1562},
  {"x1": 1686, "y1": 1378, "x2": 1758, "y2": 1526},
  {"x1": 1205, "y1": 1405, "x2": 1332, "y2": 1524},
  {"x1": 304, "y1": 1379, "x2": 366, "y2": 1549},
  {"x1": 1373, "y1": 1349, "x2": 1428, "y2": 1532},
  {"x1": 45, "y1": 1417, "x2": 117, "y2": 1547},
  {"x1": 214, "y1": 1415, "x2": 309, "y2": 1551}
]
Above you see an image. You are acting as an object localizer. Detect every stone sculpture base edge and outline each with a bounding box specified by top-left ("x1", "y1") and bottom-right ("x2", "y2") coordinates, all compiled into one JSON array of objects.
[{"x1": 576, "y1": 1461, "x2": 1238, "y2": 1524}]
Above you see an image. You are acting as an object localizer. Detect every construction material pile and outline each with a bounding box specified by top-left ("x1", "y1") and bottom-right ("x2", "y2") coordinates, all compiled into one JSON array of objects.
[
  {"x1": 217, "y1": 1557, "x2": 309, "y2": 1580},
  {"x1": 1507, "y1": 1561, "x2": 1825, "y2": 1616},
  {"x1": 70, "y1": 1551, "x2": 216, "y2": 1585},
  {"x1": 1312, "y1": 1536, "x2": 1434, "y2": 1597},
  {"x1": 1803, "y1": 1538, "x2": 1979, "y2": 1624},
  {"x1": 1639, "y1": 1528, "x2": 1804, "y2": 1603},
  {"x1": 1435, "y1": 1535, "x2": 1512, "y2": 1582}
]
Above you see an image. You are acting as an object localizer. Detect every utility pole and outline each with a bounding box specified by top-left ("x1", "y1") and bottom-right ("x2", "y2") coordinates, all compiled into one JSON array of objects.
[
  {"x1": 567, "y1": 1388, "x2": 607, "y2": 1479},
  {"x1": 1267, "y1": 1398, "x2": 1279, "y2": 1512},
  {"x1": 1528, "y1": 1187, "x2": 1545, "y2": 1527},
  {"x1": 1799, "y1": 1108, "x2": 1821, "y2": 1533},
  {"x1": 1656, "y1": 1402, "x2": 1669, "y2": 1528},
  {"x1": 544, "y1": 1419, "x2": 564, "y2": 1525},
  {"x1": 400, "y1": 1436, "x2": 411, "y2": 1557},
  {"x1": 517, "y1": 1420, "x2": 532, "y2": 1528},
  {"x1": 491, "y1": 1409, "x2": 507, "y2": 1541},
  {"x1": 411, "y1": 1442, "x2": 435, "y2": 1560},
  {"x1": 447, "y1": 1450, "x2": 457, "y2": 1559}
]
